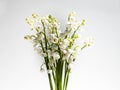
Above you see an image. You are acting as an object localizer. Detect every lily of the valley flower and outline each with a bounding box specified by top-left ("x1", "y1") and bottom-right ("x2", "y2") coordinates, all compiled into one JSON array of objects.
[
  {"x1": 24, "y1": 12, "x2": 94, "y2": 90},
  {"x1": 84, "y1": 37, "x2": 94, "y2": 46},
  {"x1": 32, "y1": 13, "x2": 39, "y2": 19},
  {"x1": 59, "y1": 39, "x2": 69, "y2": 50},
  {"x1": 67, "y1": 49, "x2": 74, "y2": 54},
  {"x1": 48, "y1": 34, "x2": 58, "y2": 43},
  {"x1": 26, "y1": 18, "x2": 34, "y2": 27},
  {"x1": 24, "y1": 35, "x2": 32, "y2": 40},
  {"x1": 52, "y1": 52, "x2": 60, "y2": 60},
  {"x1": 40, "y1": 67, "x2": 45, "y2": 72},
  {"x1": 68, "y1": 63, "x2": 73, "y2": 70},
  {"x1": 37, "y1": 32, "x2": 44, "y2": 41},
  {"x1": 41, "y1": 52, "x2": 47, "y2": 57},
  {"x1": 34, "y1": 47, "x2": 42, "y2": 54},
  {"x1": 53, "y1": 22, "x2": 60, "y2": 29}
]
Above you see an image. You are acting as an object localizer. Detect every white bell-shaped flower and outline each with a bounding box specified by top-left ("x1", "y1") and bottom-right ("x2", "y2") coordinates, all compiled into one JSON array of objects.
[
  {"x1": 52, "y1": 52, "x2": 60, "y2": 60},
  {"x1": 60, "y1": 39, "x2": 69, "y2": 50},
  {"x1": 48, "y1": 34, "x2": 58, "y2": 43}
]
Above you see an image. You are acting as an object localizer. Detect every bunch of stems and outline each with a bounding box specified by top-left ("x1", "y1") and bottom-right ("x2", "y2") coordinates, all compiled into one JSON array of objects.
[{"x1": 40, "y1": 21, "x2": 72, "y2": 90}]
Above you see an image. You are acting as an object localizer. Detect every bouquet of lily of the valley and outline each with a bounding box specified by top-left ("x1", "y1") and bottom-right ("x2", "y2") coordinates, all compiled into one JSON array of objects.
[{"x1": 24, "y1": 12, "x2": 94, "y2": 90}]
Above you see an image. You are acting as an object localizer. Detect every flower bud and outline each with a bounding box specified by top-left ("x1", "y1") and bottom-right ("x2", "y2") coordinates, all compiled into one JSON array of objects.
[{"x1": 32, "y1": 13, "x2": 39, "y2": 19}]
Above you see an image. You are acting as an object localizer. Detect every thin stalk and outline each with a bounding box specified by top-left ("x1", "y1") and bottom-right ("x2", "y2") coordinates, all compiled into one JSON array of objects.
[
  {"x1": 48, "y1": 74, "x2": 54, "y2": 90},
  {"x1": 57, "y1": 60, "x2": 60, "y2": 90},
  {"x1": 52, "y1": 72, "x2": 56, "y2": 83},
  {"x1": 71, "y1": 25, "x2": 80, "y2": 38},
  {"x1": 65, "y1": 72, "x2": 70, "y2": 90},
  {"x1": 59, "y1": 61, "x2": 63, "y2": 90},
  {"x1": 63, "y1": 62, "x2": 67, "y2": 90}
]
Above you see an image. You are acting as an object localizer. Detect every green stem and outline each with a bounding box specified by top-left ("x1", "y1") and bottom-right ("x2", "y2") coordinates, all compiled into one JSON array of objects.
[
  {"x1": 57, "y1": 60, "x2": 60, "y2": 90},
  {"x1": 60, "y1": 61, "x2": 63, "y2": 90},
  {"x1": 71, "y1": 25, "x2": 80, "y2": 38},
  {"x1": 52, "y1": 72, "x2": 56, "y2": 83},
  {"x1": 63, "y1": 62, "x2": 67, "y2": 90},
  {"x1": 48, "y1": 74, "x2": 54, "y2": 90},
  {"x1": 65, "y1": 72, "x2": 70, "y2": 90}
]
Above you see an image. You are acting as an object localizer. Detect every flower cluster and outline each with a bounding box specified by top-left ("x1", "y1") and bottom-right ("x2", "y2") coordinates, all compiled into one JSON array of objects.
[{"x1": 24, "y1": 12, "x2": 94, "y2": 90}]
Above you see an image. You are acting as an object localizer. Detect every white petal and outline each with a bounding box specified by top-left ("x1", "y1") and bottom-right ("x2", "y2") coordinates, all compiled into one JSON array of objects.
[
  {"x1": 67, "y1": 49, "x2": 73, "y2": 54},
  {"x1": 41, "y1": 53, "x2": 47, "y2": 57}
]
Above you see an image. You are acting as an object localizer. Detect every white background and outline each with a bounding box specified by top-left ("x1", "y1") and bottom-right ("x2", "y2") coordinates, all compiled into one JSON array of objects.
[{"x1": 0, "y1": 0, "x2": 120, "y2": 90}]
